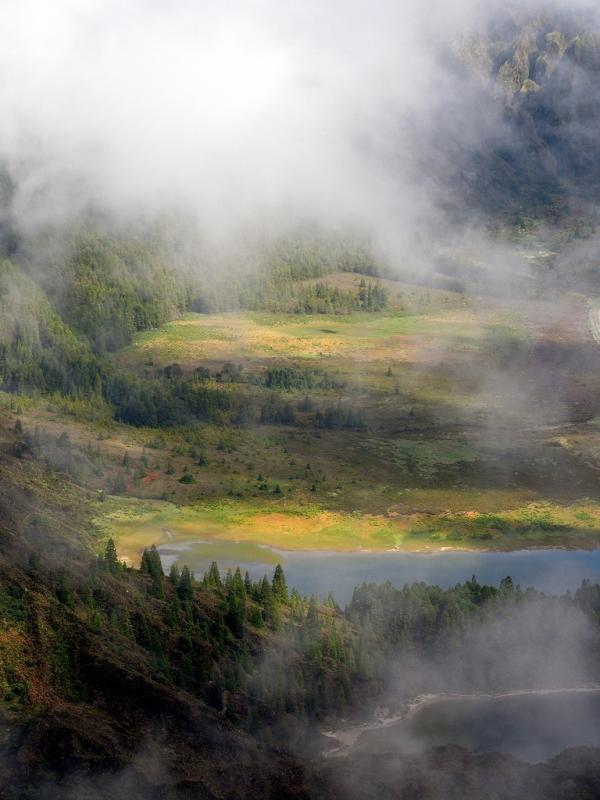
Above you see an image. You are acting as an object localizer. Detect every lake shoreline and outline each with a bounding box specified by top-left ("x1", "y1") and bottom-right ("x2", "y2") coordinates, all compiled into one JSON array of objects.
[
  {"x1": 156, "y1": 540, "x2": 600, "y2": 604},
  {"x1": 103, "y1": 495, "x2": 600, "y2": 566},
  {"x1": 321, "y1": 685, "x2": 600, "y2": 758},
  {"x1": 154, "y1": 532, "x2": 600, "y2": 558}
]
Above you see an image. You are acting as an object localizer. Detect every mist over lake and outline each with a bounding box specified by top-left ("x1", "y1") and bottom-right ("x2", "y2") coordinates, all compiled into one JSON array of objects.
[{"x1": 353, "y1": 690, "x2": 600, "y2": 763}]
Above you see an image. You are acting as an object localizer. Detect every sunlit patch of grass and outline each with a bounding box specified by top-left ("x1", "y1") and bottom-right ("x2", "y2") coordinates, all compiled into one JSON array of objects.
[
  {"x1": 21, "y1": 292, "x2": 599, "y2": 559},
  {"x1": 406, "y1": 501, "x2": 600, "y2": 549},
  {"x1": 98, "y1": 496, "x2": 409, "y2": 562},
  {"x1": 98, "y1": 494, "x2": 600, "y2": 565},
  {"x1": 120, "y1": 306, "x2": 524, "y2": 370}
]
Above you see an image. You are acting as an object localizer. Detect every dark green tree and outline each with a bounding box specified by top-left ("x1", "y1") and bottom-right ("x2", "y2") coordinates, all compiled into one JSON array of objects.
[
  {"x1": 272, "y1": 564, "x2": 289, "y2": 603},
  {"x1": 177, "y1": 565, "x2": 194, "y2": 606},
  {"x1": 204, "y1": 561, "x2": 222, "y2": 589},
  {"x1": 104, "y1": 538, "x2": 119, "y2": 575},
  {"x1": 140, "y1": 545, "x2": 164, "y2": 597}
]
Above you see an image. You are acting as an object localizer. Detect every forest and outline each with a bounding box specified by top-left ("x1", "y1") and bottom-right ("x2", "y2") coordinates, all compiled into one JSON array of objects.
[
  {"x1": 6, "y1": 3, "x2": 600, "y2": 798},
  {"x1": 0, "y1": 229, "x2": 388, "y2": 431}
]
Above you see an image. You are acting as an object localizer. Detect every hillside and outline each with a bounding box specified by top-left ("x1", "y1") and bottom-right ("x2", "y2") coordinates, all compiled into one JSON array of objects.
[
  {"x1": 431, "y1": 7, "x2": 600, "y2": 222},
  {"x1": 4, "y1": 4, "x2": 600, "y2": 798},
  {"x1": 3, "y1": 411, "x2": 600, "y2": 797},
  {"x1": 0, "y1": 415, "x2": 343, "y2": 798}
]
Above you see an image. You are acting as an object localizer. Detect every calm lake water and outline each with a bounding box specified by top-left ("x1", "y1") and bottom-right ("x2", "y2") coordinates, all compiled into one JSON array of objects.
[
  {"x1": 157, "y1": 540, "x2": 600, "y2": 604},
  {"x1": 354, "y1": 690, "x2": 600, "y2": 762}
]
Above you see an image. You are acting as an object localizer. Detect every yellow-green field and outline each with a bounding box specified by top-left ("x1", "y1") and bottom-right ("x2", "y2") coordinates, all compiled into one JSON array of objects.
[
  {"x1": 98, "y1": 495, "x2": 600, "y2": 567},
  {"x1": 13, "y1": 275, "x2": 600, "y2": 561},
  {"x1": 121, "y1": 307, "x2": 521, "y2": 372}
]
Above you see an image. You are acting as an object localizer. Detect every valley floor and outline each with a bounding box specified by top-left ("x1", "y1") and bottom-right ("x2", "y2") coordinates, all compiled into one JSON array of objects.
[{"x1": 8, "y1": 272, "x2": 600, "y2": 564}]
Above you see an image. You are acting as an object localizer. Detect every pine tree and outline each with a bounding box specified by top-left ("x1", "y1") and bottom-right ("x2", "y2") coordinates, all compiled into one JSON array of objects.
[
  {"x1": 169, "y1": 563, "x2": 180, "y2": 586},
  {"x1": 260, "y1": 575, "x2": 272, "y2": 601},
  {"x1": 233, "y1": 567, "x2": 245, "y2": 598},
  {"x1": 140, "y1": 545, "x2": 164, "y2": 597},
  {"x1": 272, "y1": 564, "x2": 289, "y2": 603},
  {"x1": 177, "y1": 565, "x2": 194, "y2": 605},
  {"x1": 224, "y1": 568, "x2": 234, "y2": 591},
  {"x1": 205, "y1": 561, "x2": 222, "y2": 589},
  {"x1": 104, "y1": 538, "x2": 119, "y2": 575},
  {"x1": 225, "y1": 588, "x2": 246, "y2": 638}
]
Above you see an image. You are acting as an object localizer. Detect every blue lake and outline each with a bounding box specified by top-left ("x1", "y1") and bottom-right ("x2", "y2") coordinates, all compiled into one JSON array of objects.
[{"x1": 157, "y1": 540, "x2": 600, "y2": 604}]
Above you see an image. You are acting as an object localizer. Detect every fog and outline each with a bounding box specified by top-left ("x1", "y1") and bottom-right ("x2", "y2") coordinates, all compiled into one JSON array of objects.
[
  {"x1": 0, "y1": 0, "x2": 597, "y2": 260},
  {"x1": 5, "y1": 4, "x2": 600, "y2": 796}
]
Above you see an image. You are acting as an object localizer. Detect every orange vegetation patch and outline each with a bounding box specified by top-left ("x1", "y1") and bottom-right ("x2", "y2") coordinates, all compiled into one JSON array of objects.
[
  {"x1": 0, "y1": 625, "x2": 57, "y2": 708},
  {"x1": 249, "y1": 511, "x2": 340, "y2": 533}
]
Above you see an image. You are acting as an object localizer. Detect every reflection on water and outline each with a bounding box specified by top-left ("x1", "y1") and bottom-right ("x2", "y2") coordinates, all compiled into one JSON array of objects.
[
  {"x1": 157, "y1": 540, "x2": 600, "y2": 604},
  {"x1": 354, "y1": 690, "x2": 600, "y2": 762}
]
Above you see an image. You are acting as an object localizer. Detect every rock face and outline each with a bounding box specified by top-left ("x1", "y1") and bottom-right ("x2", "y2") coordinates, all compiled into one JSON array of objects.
[{"x1": 428, "y1": 9, "x2": 600, "y2": 222}]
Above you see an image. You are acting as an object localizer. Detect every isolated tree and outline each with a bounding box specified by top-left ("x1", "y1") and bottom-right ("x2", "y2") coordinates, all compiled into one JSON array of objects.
[{"x1": 104, "y1": 538, "x2": 119, "y2": 575}]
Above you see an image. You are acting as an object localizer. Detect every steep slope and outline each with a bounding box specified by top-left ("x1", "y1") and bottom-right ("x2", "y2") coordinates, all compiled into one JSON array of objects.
[
  {"x1": 425, "y1": 7, "x2": 600, "y2": 222},
  {"x1": 0, "y1": 427, "x2": 312, "y2": 799}
]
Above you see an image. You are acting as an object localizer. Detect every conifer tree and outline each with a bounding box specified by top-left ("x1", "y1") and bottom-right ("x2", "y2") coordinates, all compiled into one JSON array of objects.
[
  {"x1": 272, "y1": 564, "x2": 288, "y2": 603},
  {"x1": 205, "y1": 561, "x2": 222, "y2": 589},
  {"x1": 177, "y1": 565, "x2": 194, "y2": 605},
  {"x1": 225, "y1": 587, "x2": 246, "y2": 638},
  {"x1": 104, "y1": 538, "x2": 119, "y2": 575},
  {"x1": 169, "y1": 563, "x2": 180, "y2": 586},
  {"x1": 233, "y1": 567, "x2": 245, "y2": 598},
  {"x1": 224, "y1": 568, "x2": 234, "y2": 591},
  {"x1": 140, "y1": 545, "x2": 165, "y2": 597}
]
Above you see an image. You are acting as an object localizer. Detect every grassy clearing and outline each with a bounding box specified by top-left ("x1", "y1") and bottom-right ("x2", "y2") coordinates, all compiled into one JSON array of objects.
[
  {"x1": 98, "y1": 495, "x2": 600, "y2": 565},
  {"x1": 120, "y1": 306, "x2": 522, "y2": 370},
  {"x1": 14, "y1": 280, "x2": 600, "y2": 559}
]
